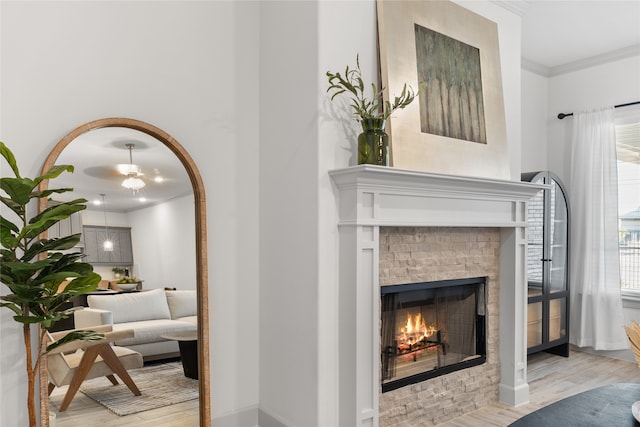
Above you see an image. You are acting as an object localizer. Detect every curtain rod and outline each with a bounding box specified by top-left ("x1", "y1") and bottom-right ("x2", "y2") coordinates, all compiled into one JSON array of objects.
[{"x1": 557, "y1": 101, "x2": 640, "y2": 119}]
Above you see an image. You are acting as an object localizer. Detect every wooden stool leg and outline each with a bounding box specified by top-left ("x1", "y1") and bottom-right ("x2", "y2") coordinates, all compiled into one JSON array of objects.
[
  {"x1": 48, "y1": 383, "x2": 56, "y2": 396},
  {"x1": 59, "y1": 346, "x2": 101, "y2": 412},
  {"x1": 98, "y1": 345, "x2": 141, "y2": 396},
  {"x1": 106, "y1": 374, "x2": 119, "y2": 385}
]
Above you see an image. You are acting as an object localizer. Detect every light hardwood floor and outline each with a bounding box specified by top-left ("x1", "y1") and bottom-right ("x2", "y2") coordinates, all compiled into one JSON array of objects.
[
  {"x1": 439, "y1": 347, "x2": 640, "y2": 427},
  {"x1": 49, "y1": 383, "x2": 199, "y2": 427},
  {"x1": 49, "y1": 347, "x2": 640, "y2": 427}
]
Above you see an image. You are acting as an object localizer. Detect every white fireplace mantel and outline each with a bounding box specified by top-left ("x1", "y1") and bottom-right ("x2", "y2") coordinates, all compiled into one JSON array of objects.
[{"x1": 329, "y1": 165, "x2": 547, "y2": 427}]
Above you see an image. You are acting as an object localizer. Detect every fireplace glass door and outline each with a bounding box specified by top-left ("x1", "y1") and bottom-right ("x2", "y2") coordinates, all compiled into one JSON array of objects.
[{"x1": 381, "y1": 277, "x2": 486, "y2": 392}]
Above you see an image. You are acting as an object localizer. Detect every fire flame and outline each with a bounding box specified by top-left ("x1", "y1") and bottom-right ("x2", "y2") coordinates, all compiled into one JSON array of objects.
[{"x1": 400, "y1": 312, "x2": 436, "y2": 343}]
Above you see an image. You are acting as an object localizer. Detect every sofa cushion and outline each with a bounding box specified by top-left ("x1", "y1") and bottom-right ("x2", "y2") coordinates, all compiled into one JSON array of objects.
[
  {"x1": 87, "y1": 288, "x2": 171, "y2": 324},
  {"x1": 112, "y1": 320, "x2": 196, "y2": 346},
  {"x1": 165, "y1": 290, "x2": 197, "y2": 320},
  {"x1": 175, "y1": 315, "x2": 197, "y2": 326}
]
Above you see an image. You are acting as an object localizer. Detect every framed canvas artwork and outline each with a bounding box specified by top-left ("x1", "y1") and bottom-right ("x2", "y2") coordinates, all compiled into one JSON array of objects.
[{"x1": 377, "y1": 0, "x2": 510, "y2": 179}]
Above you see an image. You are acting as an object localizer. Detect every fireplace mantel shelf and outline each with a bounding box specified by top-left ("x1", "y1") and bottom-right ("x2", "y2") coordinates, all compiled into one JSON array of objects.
[
  {"x1": 330, "y1": 164, "x2": 546, "y2": 198},
  {"x1": 329, "y1": 165, "x2": 547, "y2": 228},
  {"x1": 329, "y1": 165, "x2": 543, "y2": 426}
]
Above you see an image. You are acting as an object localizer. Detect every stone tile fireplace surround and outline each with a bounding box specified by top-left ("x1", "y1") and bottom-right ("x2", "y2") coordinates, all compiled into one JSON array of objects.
[{"x1": 329, "y1": 165, "x2": 546, "y2": 426}]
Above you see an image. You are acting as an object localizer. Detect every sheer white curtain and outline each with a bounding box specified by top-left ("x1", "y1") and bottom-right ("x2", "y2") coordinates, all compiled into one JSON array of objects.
[{"x1": 569, "y1": 106, "x2": 628, "y2": 350}]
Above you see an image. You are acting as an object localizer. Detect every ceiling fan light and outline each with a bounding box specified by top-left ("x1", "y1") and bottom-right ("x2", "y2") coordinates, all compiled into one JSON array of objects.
[
  {"x1": 103, "y1": 239, "x2": 114, "y2": 251},
  {"x1": 117, "y1": 163, "x2": 142, "y2": 176},
  {"x1": 122, "y1": 175, "x2": 146, "y2": 191}
]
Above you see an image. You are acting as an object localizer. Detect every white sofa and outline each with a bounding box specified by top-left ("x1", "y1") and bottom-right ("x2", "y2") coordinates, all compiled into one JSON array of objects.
[{"x1": 74, "y1": 288, "x2": 197, "y2": 361}]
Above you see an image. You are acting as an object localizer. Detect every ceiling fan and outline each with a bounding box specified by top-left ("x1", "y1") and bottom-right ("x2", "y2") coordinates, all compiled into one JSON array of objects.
[{"x1": 117, "y1": 143, "x2": 146, "y2": 192}]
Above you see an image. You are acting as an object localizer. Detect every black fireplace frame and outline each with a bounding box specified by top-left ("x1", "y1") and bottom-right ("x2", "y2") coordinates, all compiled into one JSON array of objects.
[{"x1": 381, "y1": 277, "x2": 487, "y2": 393}]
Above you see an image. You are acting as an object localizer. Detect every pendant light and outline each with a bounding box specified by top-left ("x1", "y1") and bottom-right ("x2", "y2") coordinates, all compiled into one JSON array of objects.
[
  {"x1": 121, "y1": 143, "x2": 145, "y2": 193},
  {"x1": 101, "y1": 194, "x2": 113, "y2": 252}
]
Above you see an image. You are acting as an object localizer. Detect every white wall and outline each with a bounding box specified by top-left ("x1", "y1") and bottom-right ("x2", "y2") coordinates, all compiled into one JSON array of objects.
[
  {"x1": 521, "y1": 69, "x2": 549, "y2": 173},
  {"x1": 128, "y1": 195, "x2": 196, "y2": 290},
  {"x1": 82, "y1": 195, "x2": 196, "y2": 288},
  {"x1": 258, "y1": 2, "x2": 321, "y2": 425},
  {"x1": 0, "y1": 1, "x2": 260, "y2": 425}
]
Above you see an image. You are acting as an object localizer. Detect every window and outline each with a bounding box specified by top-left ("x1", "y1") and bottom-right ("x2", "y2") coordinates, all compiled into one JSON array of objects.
[{"x1": 616, "y1": 112, "x2": 640, "y2": 290}]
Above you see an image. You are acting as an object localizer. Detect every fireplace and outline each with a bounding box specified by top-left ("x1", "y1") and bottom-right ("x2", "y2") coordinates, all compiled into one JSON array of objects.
[
  {"x1": 381, "y1": 277, "x2": 486, "y2": 393},
  {"x1": 329, "y1": 165, "x2": 545, "y2": 426}
]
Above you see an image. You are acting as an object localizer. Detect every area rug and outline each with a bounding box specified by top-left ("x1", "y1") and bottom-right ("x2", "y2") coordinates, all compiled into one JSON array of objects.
[{"x1": 78, "y1": 361, "x2": 198, "y2": 416}]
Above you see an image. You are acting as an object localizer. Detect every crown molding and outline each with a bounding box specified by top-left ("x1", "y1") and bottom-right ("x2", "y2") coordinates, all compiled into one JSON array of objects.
[
  {"x1": 549, "y1": 44, "x2": 640, "y2": 77},
  {"x1": 521, "y1": 57, "x2": 551, "y2": 77},
  {"x1": 490, "y1": 0, "x2": 531, "y2": 16},
  {"x1": 523, "y1": 44, "x2": 640, "y2": 78}
]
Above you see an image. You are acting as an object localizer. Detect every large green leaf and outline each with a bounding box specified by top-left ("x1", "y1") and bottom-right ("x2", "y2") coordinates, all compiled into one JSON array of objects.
[
  {"x1": 30, "y1": 188, "x2": 74, "y2": 199},
  {"x1": 2, "y1": 258, "x2": 58, "y2": 285},
  {"x1": 22, "y1": 234, "x2": 82, "y2": 262},
  {"x1": 2, "y1": 258, "x2": 57, "y2": 273},
  {"x1": 32, "y1": 164, "x2": 74, "y2": 188},
  {"x1": 31, "y1": 258, "x2": 95, "y2": 286},
  {"x1": 0, "y1": 141, "x2": 21, "y2": 178},
  {"x1": 0, "y1": 301, "x2": 22, "y2": 316},
  {"x1": 13, "y1": 315, "x2": 45, "y2": 324},
  {"x1": 0, "y1": 216, "x2": 19, "y2": 249},
  {"x1": 2, "y1": 284, "x2": 43, "y2": 302},
  {"x1": 0, "y1": 195, "x2": 24, "y2": 219},
  {"x1": 20, "y1": 201, "x2": 87, "y2": 241},
  {"x1": 46, "y1": 330, "x2": 104, "y2": 353},
  {"x1": 0, "y1": 177, "x2": 35, "y2": 206},
  {"x1": 34, "y1": 269, "x2": 97, "y2": 289},
  {"x1": 33, "y1": 199, "x2": 87, "y2": 224},
  {"x1": 60, "y1": 273, "x2": 101, "y2": 293},
  {"x1": 0, "y1": 248, "x2": 17, "y2": 260}
]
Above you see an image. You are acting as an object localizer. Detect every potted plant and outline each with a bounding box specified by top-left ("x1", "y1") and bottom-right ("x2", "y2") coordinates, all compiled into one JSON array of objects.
[
  {"x1": 0, "y1": 141, "x2": 103, "y2": 427},
  {"x1": 112, "y1": 266, "x2": 125, "y2": 279},
  {"x1": 326, "y1": 55, "x2": 420, "y2": 166}
]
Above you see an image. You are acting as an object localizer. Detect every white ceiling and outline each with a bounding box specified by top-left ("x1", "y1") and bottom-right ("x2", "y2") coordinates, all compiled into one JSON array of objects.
[
  {"x1": 519, "y1": 0, "x2": 640, "y2": 76},
  {"x1": 53, "y1": 127, "x2": 192, "y2": 214}
]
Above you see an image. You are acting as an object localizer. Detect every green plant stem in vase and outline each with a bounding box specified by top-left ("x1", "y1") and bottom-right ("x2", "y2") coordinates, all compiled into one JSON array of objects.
[
  {"x1": 326, "y1": 55, "x2": 420, "y2": 166},
  {"x1": 359, "y1": 118, "x2": 389, "y2": 166}
]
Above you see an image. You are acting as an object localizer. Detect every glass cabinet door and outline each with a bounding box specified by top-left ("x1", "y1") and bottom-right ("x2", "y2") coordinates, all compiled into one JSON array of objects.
[
  {"x1": 523, "y1": 171, "x2": 570, "y2": 357},
  {"x1": 527, "y1": 180, "x2": 545, "y2": 298},
  {"x1": 549, "y1": 178, "x2": 569, "y2": 294}
]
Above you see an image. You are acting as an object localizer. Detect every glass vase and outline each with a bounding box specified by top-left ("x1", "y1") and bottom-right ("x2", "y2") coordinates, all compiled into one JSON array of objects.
[{"x1": 358, "y1": 118, "x2": 389, "y2": 166}]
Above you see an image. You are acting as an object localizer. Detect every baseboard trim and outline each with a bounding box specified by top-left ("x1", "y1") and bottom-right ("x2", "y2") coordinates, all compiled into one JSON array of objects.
[
  {"x1": 213, "y1": 405, "x2": 258, "y2": 427},
  {"x1": 258, "y1": 408, "x2": 289, "y2": 427},
  {"x1": 211, "y1": 405, "x2": 293, "y2": 427}
]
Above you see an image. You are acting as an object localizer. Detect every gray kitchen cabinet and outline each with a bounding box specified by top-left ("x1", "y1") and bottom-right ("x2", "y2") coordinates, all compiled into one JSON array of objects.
[
  {"x1": 47, "y1": 211, "x2": 83, "y2": 242},
  {"x1": 83, "y1": 225, "x2": 133, "y2": 265}
]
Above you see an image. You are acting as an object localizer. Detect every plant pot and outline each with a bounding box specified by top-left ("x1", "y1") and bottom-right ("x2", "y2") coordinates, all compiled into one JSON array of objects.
[{"x1": 358, "y1": 118, "x2": 389, "y2": 166}]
